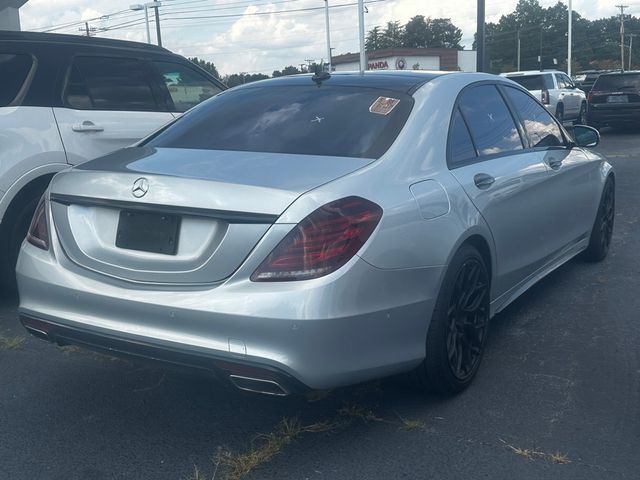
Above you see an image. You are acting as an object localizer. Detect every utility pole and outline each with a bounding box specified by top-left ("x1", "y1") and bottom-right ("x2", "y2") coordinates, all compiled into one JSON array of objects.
[
  {"x1": 85, "y1": 21, "x2": 90, "y2": 36},
  {"x1": 539, "y1": 26, "x2": 543, "y2": 70},
  {"x1": 324, "y1": 0, "x2": 332, "y2": 72},
  {"x1": 477, "y1": 0, "x2": 485, "y2": 72},
  {"x1": 357, "y1": 0, "x2": 366, "y2": 73},
  {"x1": 154, "y1": 0, "x2": 162, "y2": 47},
  {"x1": 568, "y1": 0, "x2": 572, "y2": 76},
  {"x1": 517, "y1": 28, "x2": 521, "y2": 71},
  {"x1": 616, "y1": 5, "x2": 628, "y2": 71}
]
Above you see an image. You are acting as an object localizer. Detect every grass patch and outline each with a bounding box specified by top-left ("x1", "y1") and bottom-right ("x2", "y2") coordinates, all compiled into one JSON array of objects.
[
  {"x1": 395, "y1": 412, "x2": 425, "y2": 431},
  {"x1": 500, "y1": 439, "x2": 570, "y2": 464},
  {"x1": 0, "y1": 335, "x2": 26, "y2": 350},
  {"x1": 222, "y1": 418, "x2": 338, "y2": 480},
  {"x1": 338, "y1": 403, "x2": 383, "y2": 422}
]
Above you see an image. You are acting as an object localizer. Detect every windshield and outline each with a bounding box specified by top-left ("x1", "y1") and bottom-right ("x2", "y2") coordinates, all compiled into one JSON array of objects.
[
  {"x1": 593, "y1": 74, "x2": 640, "y2": 91},
  {"x1": 145, "y1": 84, "x2": 414, "y2": 159}
]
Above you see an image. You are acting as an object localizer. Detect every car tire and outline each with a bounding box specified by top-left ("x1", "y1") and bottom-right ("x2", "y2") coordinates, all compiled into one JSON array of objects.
[
  {"x1": 575, "y1": 102, "x2": 587, "y2": 125},
  {"x1": 407, "y1": 244, "x2": 490, "y2": 394},
  {"x1": 583, "y1": 176, "x2": 615, "y2": 262},
  {"x1": 0, "y1": 191, "x2": 45, "y2": 294},
  {"x1": 555, "y1": 104, "x2": 564, "y2": 124}
]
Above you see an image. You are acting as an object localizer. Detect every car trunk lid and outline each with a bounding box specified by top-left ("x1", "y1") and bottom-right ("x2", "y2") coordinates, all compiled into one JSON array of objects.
[{"x1": 49, "y1": 146, "x2": 373, "y2": 285}]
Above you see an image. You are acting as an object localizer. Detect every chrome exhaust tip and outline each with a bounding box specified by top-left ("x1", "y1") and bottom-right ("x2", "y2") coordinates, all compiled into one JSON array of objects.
[
  {"x1": 23, "y1": 325, "x2": 50, "y2": 342},
  {"x1": 229, "y1": 374, "x2": 289, "y2": 396}
]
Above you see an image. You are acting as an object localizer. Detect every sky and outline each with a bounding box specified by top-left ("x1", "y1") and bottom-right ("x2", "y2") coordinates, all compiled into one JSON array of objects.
[{"x1": 18, "y1": 0, "x2": 639, "y2": 76}]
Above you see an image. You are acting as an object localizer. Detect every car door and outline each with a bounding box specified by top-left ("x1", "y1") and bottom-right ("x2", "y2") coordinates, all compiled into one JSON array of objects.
[
  {"x1": 555, "y1": 73, "x2": 578, "y2": 118},
  {"x1": 501, "y1": 85, "x2": 600, "y2": 253},
  {"x1": 448, "y1": 83, "x2": 553, "y2": 297},
  {"x1": 53, "y1": 55, "x2": 175, "y2": 165}
]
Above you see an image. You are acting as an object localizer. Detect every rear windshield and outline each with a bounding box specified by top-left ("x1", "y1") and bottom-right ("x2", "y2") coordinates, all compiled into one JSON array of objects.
[
  {"x1": 593, "y1": 74, "x2": 640, "y2": 92},
  {"x1": 507, "y1": 74, "x2": 553, "y2": 91},
  {"x1": 0, "y1": 53, "x2": 33, "y2": 107},
  {"x1": 145, "y1": 84, "x2": 414, "y2": 158}
]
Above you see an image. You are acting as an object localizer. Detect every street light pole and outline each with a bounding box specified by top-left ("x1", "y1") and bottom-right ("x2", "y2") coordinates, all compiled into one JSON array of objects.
[
  {"x1": 616, "y1": 5, "x2": 628, "y2": 72},
  {"x1": 357, "y1": 0, "x2": 365, "y2": 74},
  {"x1": 324, "y1": 0, "x2": 332, "y2": 72},
  {"x1": 153, "y1": 0, "x2": 162, "y2": 47},
  {"x1": 568, "y1": 0, "x2": 572, "y2": 76},
  {"x1": 517, "y1": 28, "x2": 521, "y2": 71},
  {"x1": 130, "y1": 3, "x2": 152, "y2": 44},
  {"x1": 477, "y1": 0, "x2": 485, "y2": 72}
]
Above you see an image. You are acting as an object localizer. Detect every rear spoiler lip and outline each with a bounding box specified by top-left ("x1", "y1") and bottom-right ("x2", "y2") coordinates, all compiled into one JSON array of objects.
[{"x1": 50, "y1": 193, "x2": 280, "y2": 224}]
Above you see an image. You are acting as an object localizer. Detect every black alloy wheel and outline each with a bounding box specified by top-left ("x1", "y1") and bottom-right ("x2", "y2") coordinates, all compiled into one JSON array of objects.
[
  {"x1": 584, "y1": 177, "x2": 615, "y2": 262},
  {"x1": 445, "y1": 258, "x2": 490, "y2": 381},
  {"x1": 407, "y1": 244, "x2": 491, "y2": 394}
]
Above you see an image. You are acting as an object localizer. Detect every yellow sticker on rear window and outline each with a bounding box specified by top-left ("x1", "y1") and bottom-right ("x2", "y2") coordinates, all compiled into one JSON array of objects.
[{"x1": 369, "y1": 96, "x2": 400, "y2": 115}]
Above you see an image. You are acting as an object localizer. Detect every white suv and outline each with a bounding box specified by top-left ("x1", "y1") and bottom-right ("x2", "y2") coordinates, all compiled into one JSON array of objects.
[
  {"x1": 0, "y1": 31, "x2": 225, "y2": 290},
  {"x1": 501, "y1": 70, "x2": 587, "y2": 125}
]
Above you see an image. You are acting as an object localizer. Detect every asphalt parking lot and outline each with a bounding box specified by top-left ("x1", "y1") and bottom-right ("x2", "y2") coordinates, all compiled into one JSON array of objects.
[{"x1": 1, "y1": 129, "x2": 639, "y2": 480}]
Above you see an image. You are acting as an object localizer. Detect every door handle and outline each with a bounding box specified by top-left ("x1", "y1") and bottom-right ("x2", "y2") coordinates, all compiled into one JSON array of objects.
[
  {"x1": 473, "y1": 173, "x2": 495, "y2": 189},
  {"x1": 72, "y1": 120, "x2": 104, "y2": 132},
  {"x1": 548, "y1": 157, "x2": 563, "y2": 170}
]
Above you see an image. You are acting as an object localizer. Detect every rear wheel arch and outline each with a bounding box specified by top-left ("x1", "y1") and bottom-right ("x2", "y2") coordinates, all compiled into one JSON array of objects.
[
  {"x1": 0, "y1": 174, "x2": 56, "y2": 290},
  {"x1": 461, "y1": 234, "x2": 493, "y2": 284}
]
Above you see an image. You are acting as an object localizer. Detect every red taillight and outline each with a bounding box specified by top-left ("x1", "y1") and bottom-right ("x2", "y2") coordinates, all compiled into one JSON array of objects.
[
  {"x1": 26, "y1": 196, "x2": 49, "y2": 251},
  {"x1": 251, "y1": 196, "x2": 383, "y2": 282},
  {"x1": 541, "y1": 90, "x2": 550, "y2": 105}
]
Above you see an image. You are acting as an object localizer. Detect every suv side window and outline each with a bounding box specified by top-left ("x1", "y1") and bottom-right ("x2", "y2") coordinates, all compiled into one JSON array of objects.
[
  {"x1": 153, "y1": 61, "x2": 222, "y2": 112},
  {"x1": 555, "y1": 73, "x2": 568, "y2": 89},
  {"x1": 448, "y1": 107, "x2": 477, "y2": 167},
  {"x1": 0, "y1": 54, "x2": 34, "y2": 107},
  {"x1": 65, "y1": 56, "x2": 159, "y2": 111},
  {"x1": 503, "y1": 86, "x2": 564, "y2": 148},
  {"x1": 458, "y1": 84, "x2": 523, "y2": 157},
  {"x1": 561, "y1": 74, "x2": 575, "y2": 88}
]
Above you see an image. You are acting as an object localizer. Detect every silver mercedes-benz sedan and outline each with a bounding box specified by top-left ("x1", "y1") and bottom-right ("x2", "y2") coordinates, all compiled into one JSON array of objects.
[{"x1": 16, "y1": 71, "x2": 614, "y2": 396}]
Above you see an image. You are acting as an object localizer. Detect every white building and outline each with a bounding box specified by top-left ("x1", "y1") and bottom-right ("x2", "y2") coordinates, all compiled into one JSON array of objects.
[
  {"x1": 0, "y1": 0, "x2": 28, "y2": 30},
  {"x1": 331, "y1": 48, "x2": 477, "y2": 73}
]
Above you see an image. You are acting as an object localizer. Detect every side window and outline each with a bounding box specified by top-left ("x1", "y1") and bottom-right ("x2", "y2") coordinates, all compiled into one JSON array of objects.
[
  {"x1": 448, "y1": 108, "x2": 477, "y2": 168},
  {"x1": 561, "y1": 74, "x2": 575, "y2": 88},
  {"x1": 504, "y1": 86, "x2": 564, "y2": 148},
  {"x1": 153, "y1": 61, "x2": 222, "y2": 112},
  {"x1": 555, "y1": 74, "x2": 567, "y2": 89},
  {"x1": 0, "y1": 53, "x2": 33, "y2": 107},
  {"x1": 65, "y1": 56, "x2": 159, "y2": 111},
  {"x1": 543, "y1": 74, "x2": 555, "y2": 90},
  {"x1": 458, "y1": 84, "x2": 523, "y2": 157}
]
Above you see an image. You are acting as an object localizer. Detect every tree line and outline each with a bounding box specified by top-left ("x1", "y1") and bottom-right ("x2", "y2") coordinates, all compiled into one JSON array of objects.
[
  {"x1": 190, "y1": 0, "x2": 640, "y2": 86},
  {"x1": 484, "y1": 0, "x2": 640, "y2": 72}
]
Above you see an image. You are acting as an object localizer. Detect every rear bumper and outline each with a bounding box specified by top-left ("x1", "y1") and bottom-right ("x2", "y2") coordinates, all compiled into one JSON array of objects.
[
  {"x1": 588, "y1": 105, "x2": 640, "y2": 125},
  {"x1": 17, "y1": 242, "x2": 443, "y2": 391}
]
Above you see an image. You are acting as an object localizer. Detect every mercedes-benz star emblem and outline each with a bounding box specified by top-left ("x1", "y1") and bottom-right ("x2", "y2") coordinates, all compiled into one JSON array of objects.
[{"x1": 132, "y1": 177, "x2": 149, "y2": 198}]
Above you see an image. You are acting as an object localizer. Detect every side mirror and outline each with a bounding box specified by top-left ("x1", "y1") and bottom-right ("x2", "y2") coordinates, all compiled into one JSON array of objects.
[{"x1": 573, "y1": 125, "x2": 600, "y2": 148}]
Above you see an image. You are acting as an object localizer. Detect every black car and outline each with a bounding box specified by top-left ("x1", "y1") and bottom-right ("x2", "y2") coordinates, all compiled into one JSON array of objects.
[
  {"x1": 587, "y1": 71, "x2": 640, "y2": 129},
  {"x1": 573, "y1": 70, "x2": 610, "y2": 93}
]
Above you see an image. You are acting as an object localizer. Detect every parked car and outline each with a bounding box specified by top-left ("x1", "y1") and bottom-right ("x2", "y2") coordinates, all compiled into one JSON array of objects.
[
  {"x1": 587, "y1": 70, "x2": 640, "y2": 129},
  {"x1": 0, "y1": 31, "x2": 225, "y2": 290},
  {"x1": 17, "y1": 71, "x2": 614, "y2": 396},
  {"x1": 573, "y1": 69, "x2": 610, "y2": 93},
  {"x1": 502, "y1": 70, "x2": 587, "y2": 124}
]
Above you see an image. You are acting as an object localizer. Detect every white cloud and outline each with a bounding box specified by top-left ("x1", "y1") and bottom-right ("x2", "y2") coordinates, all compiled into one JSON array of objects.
[{"x1": 18, "y1": 0, "x2": 628, "y2": 75}]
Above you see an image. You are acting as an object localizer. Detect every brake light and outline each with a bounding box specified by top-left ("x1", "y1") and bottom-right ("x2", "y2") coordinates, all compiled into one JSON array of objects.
[
  {"x1": 541, "y1": 90, "x2": 550, "y2": 105},
  {"x1": 251, "y1": 196, "x2": 383, "y2": 282},
  {"x1": 26, "y1": 196, "x2": 49, "y2": 251}
]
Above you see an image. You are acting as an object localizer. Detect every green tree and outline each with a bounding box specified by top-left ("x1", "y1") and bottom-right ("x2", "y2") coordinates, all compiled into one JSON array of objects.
[
  {"x1": 188, "y1": 57, "x2": 220, "y2": 78},
  {"x1": 365, "y1": 26, "x2": 384, "y2": 51},
  {"x1": 272, "y1": 65, "x2": 302, "y2": 77},
  {"x1": 379, "y1": 21, "x2": 403, "y2": 49},
  {"x1": 403, "y1": 15, "x2": 429, "y2": 48}
]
